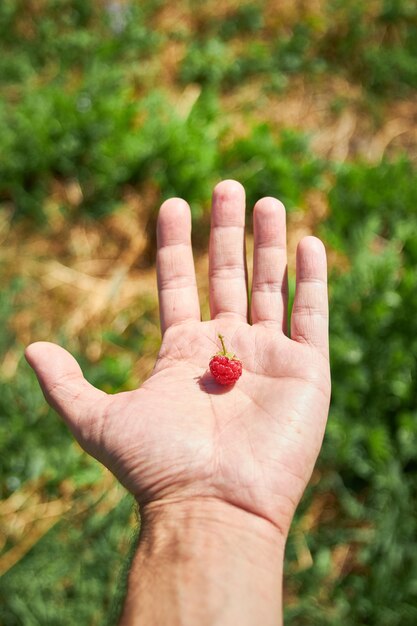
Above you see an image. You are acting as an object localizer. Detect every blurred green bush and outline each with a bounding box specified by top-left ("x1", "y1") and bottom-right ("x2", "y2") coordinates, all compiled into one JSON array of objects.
[
  {"x1": 0, "y1": 81, "x2": 321, "y2": 223},
  {"x1": 181, "y1": 0, "x2": 417, "y2": 96},
  {"x1": 289, "y1": 157, "x2": 417, "y2": 624}
]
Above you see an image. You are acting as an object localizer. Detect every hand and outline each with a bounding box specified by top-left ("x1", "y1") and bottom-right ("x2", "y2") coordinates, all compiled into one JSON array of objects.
[{"x1": 26, "y1": 180, "x2": 330, "y2": 538}]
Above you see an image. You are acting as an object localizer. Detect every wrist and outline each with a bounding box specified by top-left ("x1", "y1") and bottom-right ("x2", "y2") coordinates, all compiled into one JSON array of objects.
[
  {"x1": 120, "y1": 497, "x2": 285, "y2": 626},
  {"x1": 139, "y1": 496, "x2": 286, "y2": 558}
]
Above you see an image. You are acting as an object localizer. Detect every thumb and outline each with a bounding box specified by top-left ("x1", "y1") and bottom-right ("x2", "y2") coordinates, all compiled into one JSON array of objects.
[{"x1": 25, "y1": 341, "x2": 109, "y2": 448}]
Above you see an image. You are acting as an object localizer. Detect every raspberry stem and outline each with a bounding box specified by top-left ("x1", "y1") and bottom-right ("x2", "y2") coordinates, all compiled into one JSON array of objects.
[{"x1": 218, "y1": 334, "x2": 227, "y2": 355}]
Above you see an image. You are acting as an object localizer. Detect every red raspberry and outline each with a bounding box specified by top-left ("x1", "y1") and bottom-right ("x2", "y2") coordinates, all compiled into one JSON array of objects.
[{"x1": 209, "y1": 335, "x2": 242, "y2": 385}]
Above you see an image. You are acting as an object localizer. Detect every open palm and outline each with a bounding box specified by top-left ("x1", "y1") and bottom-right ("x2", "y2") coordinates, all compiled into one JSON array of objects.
[{"x1": 26, "y1": 180, "x2": 330, "y2": 535}]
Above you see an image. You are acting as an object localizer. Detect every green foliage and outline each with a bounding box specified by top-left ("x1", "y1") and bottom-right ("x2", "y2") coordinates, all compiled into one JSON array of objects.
[
  {"x1": 133, "y1": 90, "x2": 223, "y2": 213},
  {"x1": 0, "y1": 492, "x2": 136, "y2": 626},
  {"x1": 180, "y1": 0, "x2": 417, "y2": 97},
  {"x1": 324, "y1": 157, "x2": 417, "y2": 471},
  {"x1": 0, "y1": 0, "x2": 163, "y2": 221},
  {"x1": 1, "y1": 72, "x2": 321, "y2": 224},
  {"x1": 179, "y1": 30, "x2": 309, "y2": 90},
  {"x1": 289, "y1": 156, "x2": 417, "y2": 624},
  {"x1": 0, "y1": 69, "x2": 138, "y2": 220},
  {"x1": 221, "y1": 125, "x2": 324, "y2": 211},
  {"x1": 0, "y1": 83, "x2": 222, "y2": 222},
  {"x1": 324, "y1": 158, "x2": 417, "y2": 253},
  {"x1": 180, "y1": 38, "x2": 239, "y2": 87},
  {"x1": 0, "y1": 0, "x2": 160, "y2": 83},
  {"x1": 317, "y1": 0, "x2": 417, "y2": 95},
  {"x1": 215, "y1": 3, "x2": 264, "y2": 39},
  {"x1": 179, "y1": 3, "x2": 267, "y2": 87}
]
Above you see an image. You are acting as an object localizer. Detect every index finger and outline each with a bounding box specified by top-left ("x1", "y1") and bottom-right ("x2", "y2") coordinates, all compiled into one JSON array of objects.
[{"x1": 156, "y1": 198, "x2": 201, "y2": 335}]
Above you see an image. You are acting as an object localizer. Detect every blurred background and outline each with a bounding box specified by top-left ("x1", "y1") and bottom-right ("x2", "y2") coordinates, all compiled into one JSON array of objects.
[{"x1": 1, "y1": 0, "x2": 417, "y2": 623}]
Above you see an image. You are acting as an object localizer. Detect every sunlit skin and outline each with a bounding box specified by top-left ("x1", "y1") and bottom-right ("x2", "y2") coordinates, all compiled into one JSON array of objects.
[{"x1": 26, "y1": 180, "x2": 330, "y2": 625}]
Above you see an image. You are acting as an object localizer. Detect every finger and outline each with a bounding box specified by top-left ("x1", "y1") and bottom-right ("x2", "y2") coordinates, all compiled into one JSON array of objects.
[
  {"x1": 209, "y1": 180, "x2": 248, "y2": 321},
  {"x1": 25, "y1": 341, "x2": 109, "y2": 447},
  {"x1": 157, "y1": 198, "x2": 200, "y2": 335},
  {"x1": 290, "y1": 237, "x2": 329, "y2": 356},
  {"x1": 251, "y1": 197, "x2": 288, "y2": 331}
]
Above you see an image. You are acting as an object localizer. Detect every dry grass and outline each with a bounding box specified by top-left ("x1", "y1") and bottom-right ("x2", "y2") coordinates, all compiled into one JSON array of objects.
[{"x1": 0, "y1": 469, "x2": 124, "y2": 577}]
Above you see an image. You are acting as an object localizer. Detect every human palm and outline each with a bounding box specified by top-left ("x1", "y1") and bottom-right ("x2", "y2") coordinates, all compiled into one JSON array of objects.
[{"x1": 26, "y1": 181, "x2": 330, "y2": 535}]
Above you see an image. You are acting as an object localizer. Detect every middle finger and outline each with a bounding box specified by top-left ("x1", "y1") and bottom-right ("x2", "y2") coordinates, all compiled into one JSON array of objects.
[{"x1": 209, "y1": 180, "x2": 248, "y2": 322}]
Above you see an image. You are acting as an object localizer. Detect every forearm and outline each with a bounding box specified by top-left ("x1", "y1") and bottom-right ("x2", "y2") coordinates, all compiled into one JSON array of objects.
[{"x1": 119, "y1": 498, "x2": 286, "y2": 626}]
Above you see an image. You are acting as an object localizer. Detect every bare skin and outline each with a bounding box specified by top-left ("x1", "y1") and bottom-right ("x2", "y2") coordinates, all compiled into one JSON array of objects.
[{"x1": 26, "y1": 180, "x2": 331, "y2": 625}]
